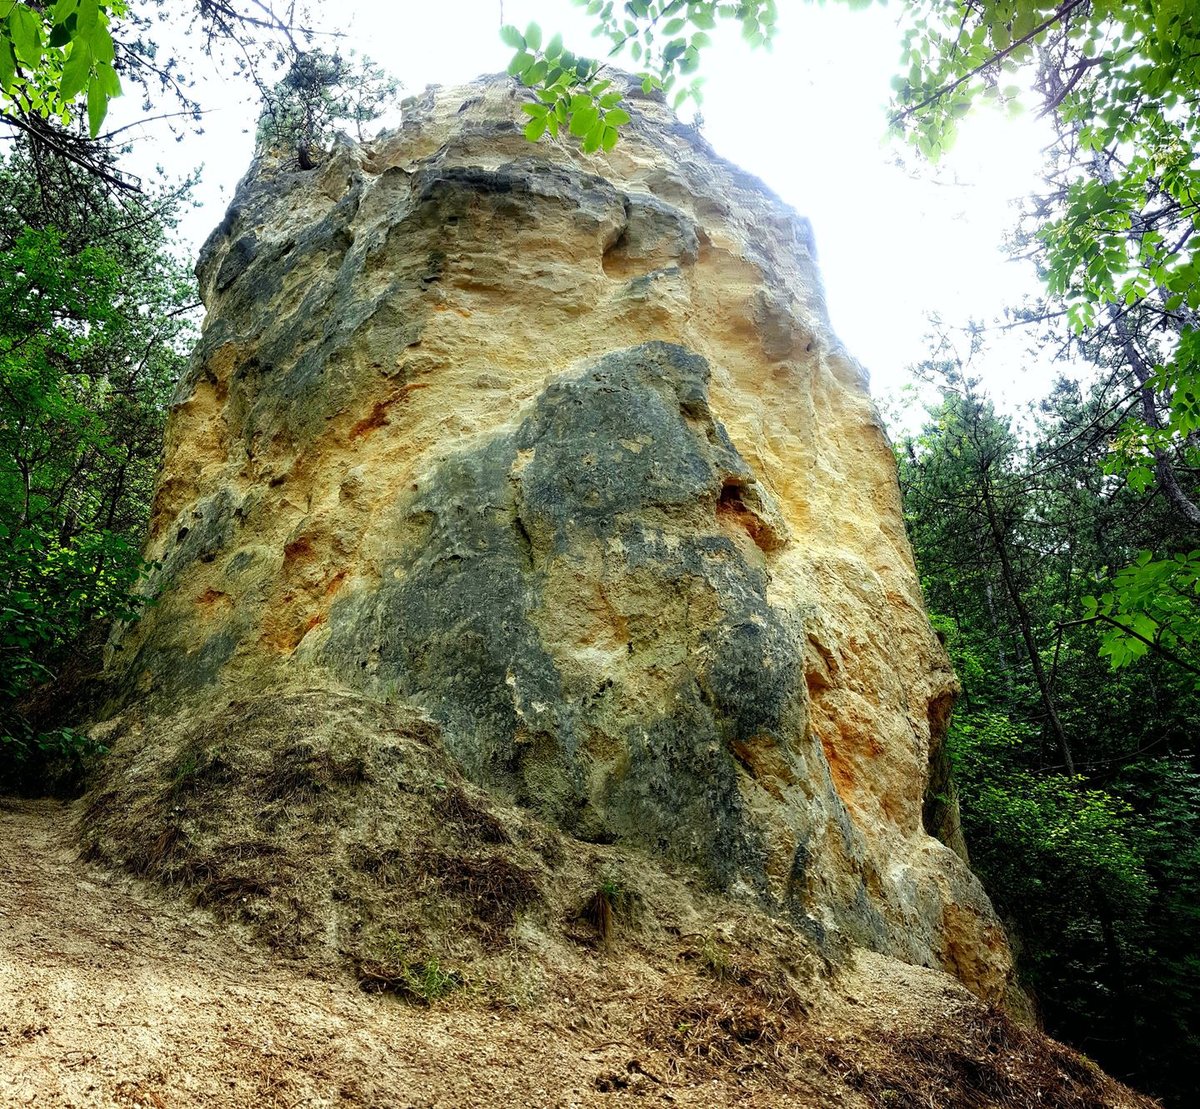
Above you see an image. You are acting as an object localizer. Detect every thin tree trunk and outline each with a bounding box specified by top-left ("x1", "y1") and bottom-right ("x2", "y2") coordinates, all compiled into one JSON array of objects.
[
  {"x1": 980, "y1": 482, "x2": 1077, "y2": 776},
  {"x1": 1112, "y1": 313, "x2": 1200, "y2": 530},
  {"x1": 984, "y1": 581, "x2": 1011, "y2": 674}
]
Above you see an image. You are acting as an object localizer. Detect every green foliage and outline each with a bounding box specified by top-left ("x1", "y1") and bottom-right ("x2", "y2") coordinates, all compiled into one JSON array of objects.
[
  {"x1": 0, "y1": 0, "x2": 123, "y2": 137},
  {"x1": 897, "y1": 373, "x2": 1200, "y2": 1103},
  {"x1": 503, "y1": 1, "x2": 778, "y2": 151},
  {"x1": 1082, "y1": 551, "x2": 1200, "y2": 675},
  {"x1": 888, "y1": 0, "x2": 1200, "y2": 706},
  {"x1": 256, "y1": 49, "x2": 399, "y2": 170},
  {"x1": 0, "y1": 140, "x2": 193, "y2": 791},
  {"x1": 951, "y1": 712, "x2": 1150, "y2": 909}
]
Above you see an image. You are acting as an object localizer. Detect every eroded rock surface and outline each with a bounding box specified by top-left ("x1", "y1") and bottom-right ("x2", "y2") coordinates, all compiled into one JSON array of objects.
[{"x1": 98, "y1": 75, "x2": 1011, "y2": 1002}]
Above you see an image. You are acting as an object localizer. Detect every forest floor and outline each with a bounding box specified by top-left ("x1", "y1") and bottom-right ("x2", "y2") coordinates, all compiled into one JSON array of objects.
[{"x1": 0, "y1": 798, "x2": 1157, "y2": 1109}]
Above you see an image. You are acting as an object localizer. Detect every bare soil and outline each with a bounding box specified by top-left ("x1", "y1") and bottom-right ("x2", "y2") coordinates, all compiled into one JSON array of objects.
[{"x1": 0, "y1": 799, "x2": 1157, "y2": 1109}]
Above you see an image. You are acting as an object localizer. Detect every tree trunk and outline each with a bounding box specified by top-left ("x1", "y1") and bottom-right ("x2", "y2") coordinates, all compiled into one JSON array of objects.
[
  {"x1": 980, "y1": 482, "x2": 1077, "y2": 776},
  {"x1": 1112, "y1": 312, "x2": 1200, "y2": 531}
]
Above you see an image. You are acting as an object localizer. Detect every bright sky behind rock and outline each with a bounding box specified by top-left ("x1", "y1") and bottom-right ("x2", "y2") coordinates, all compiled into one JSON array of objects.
[{"x1": 107, "y1": 0, "x2": 1057, "y2": 401}]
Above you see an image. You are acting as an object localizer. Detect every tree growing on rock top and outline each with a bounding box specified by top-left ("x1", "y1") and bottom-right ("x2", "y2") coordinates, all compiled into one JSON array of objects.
[{"x1": 255, "y1": 48, "x2": 398, "y2": 170}]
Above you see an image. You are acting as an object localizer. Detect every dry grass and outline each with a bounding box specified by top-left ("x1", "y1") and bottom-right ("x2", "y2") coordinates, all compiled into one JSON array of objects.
[
  {"x1": 412, "y1": 848, "x2": 542, "y2": 939},
  {"x1": 636, "y1": 972, "x2": 1157, "y2": 1108},
  {"x1": 435, "y1": 785, "x2": 512, "y2": 845},
  {"x1": 812, "y1": 1004, "x2": 1125, "y2": 1109},
  {"x1": 81, "y1": 679, "x2": 825, "y2": 1010},
  {"x1": 578, "y1": 877, "x2": 640, "y2": 948},
  {"x1": 643, "y1": 986, "x2": 795, "y2": 1081},
  {"x1": 78, "y1": 682, "x2": 555, "y2": 982}
]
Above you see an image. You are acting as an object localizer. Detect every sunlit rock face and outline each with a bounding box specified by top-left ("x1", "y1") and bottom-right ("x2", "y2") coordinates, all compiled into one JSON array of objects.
[{"x1": 105, "y1": 74, "x2": 1011, "y2": 1000}]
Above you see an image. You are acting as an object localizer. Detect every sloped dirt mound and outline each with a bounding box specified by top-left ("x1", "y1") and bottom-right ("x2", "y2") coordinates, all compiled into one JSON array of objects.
[
  {"x1": 77, "y1": 680, "x2": 828, "y2": 1001},
  {"x1": 815, "y1": 1004, "x2": 1117, "y2": 1109},
  {"x1": 1, "y1": 799, "x2": 1158, "y2": 1108},
  {"x1": 80, "y1": 683, "x2": 584, "y2": 992},
  {"x1": 47, "y1": 680, "x2": 1160, "y2": 1107}
]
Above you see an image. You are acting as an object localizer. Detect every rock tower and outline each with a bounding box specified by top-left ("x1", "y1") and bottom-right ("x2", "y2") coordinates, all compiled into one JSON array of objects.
[{"x1": 94, "y1": 75, "x2": 1011, "y2": 1001}]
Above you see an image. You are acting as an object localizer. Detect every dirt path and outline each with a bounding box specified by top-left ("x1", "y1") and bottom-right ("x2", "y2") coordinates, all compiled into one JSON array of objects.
[{"x1": 1, "y1": 799, "x2": 834, "y2": 1109}]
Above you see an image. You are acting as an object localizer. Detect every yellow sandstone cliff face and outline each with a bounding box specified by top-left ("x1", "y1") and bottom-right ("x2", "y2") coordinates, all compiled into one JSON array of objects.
[{"x1": 103, "y1": 76, "x2": 1012, "y2": 1001}]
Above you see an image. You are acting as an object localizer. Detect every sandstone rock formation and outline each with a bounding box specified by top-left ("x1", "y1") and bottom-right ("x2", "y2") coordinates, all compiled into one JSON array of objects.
[{"x1": 93, "y1": 75, "x2": 1012, "y2": 1003}]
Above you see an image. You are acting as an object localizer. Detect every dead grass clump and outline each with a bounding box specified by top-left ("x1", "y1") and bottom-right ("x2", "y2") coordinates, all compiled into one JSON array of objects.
[
  {"x1": 132, "y1": 822, "x2": 186, "y2": 877},
  {"x1": 263, "y1": 742, "x2": 367, "y2": 803},
  {"x1": 577, "y1": 876, "x2": 641, "y2": 948},
  {"x1": 435, "y1": 786, "x2": 511, "y2": 845},
  {"x1": 167, "y1": 741, "x2": 234, "y2": 800},
  {"x1": 416, "y1": 848, "x2": 541, "y2": 937},
  {"x1": 815, "y1": 1005, "x2": 1120, "y2": 1109},
  {"x1": 679, "y1": 935, "x2": 806, "y2": 1012},
  {"x1": 176, "y1": 840, "x2": 288, "y2": 908},
  {"x1": 347, "y1": 844, "x2": 410, "y2": 884},
  {"x1": 641, "y1": 985, "x2": 793, "y2": 1082}
]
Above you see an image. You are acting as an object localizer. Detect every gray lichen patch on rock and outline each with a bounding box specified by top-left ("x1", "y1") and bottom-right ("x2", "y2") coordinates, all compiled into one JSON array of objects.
[
  {"x1": 319, "y1": 343, "x2": 801, "y2": 894},
  {"x1": 93, "y1": 72, "x2": 1015, "y2": 1008}
]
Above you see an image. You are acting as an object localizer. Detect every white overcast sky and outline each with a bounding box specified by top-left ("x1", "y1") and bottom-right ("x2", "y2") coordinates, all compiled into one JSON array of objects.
[{"x1": 107, "y1": 0, "x2": 1058, "y2": 402}]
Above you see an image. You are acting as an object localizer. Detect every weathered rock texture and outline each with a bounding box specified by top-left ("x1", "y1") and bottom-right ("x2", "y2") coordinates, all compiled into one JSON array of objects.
[{"x1": 99, "y1": 75, "x2": 1011, "y2": 1001}]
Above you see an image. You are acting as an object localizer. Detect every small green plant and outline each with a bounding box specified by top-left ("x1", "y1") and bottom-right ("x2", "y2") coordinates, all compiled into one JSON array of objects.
[
  {"x1": 360, "y1": 929, "x2": 461, "y2": 1004},
  {"x1": 405, "y1": 956, "x2": 459, "y2": 1003},
  {"x1": 697, "y1": 936, "x2": 732, "y2": 981}
]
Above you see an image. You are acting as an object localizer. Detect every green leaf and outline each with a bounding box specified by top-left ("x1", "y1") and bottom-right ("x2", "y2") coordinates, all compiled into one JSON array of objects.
[
  {"x1": 86, "y1": 75, "x2": 106, "y2": 136},
  {"x1": 90, "y1": 24, "x2": 114, "y2": 64},
  {"x1": 545, "y1": 32, "x2": 563, "y2": 60},
  {"x1": 95, "y1": 59, "x2": 118, "y2": 96},
  {"x1": 9, "y1": 4, "x2": 43, "y2": 64},
  {"x1": 523, "y1": 116, "x2": 547, "y2": 142},
  {"x1": 569, "y1": 105, "x2": 598, "y2": 136},
  {"x1": 76, "y1": 0, "x2": 98, "y2": 32},
  {"x1": 506, "y1": 51, "x2": 533, "y2": 78},
  {"x1": 524, "y1": 22, "x2": 542, "y2": 50},
  {"x1": 0, "y1": 38, "x2": 15, "y2": 92},
  {"x1": 604, "y1": 108, "x2": 630, "y2": 126},
  {"x1": 59, "y1": 39, "x2": 91, "y2": 100},
  {"x1": 499, "y1": 24, "x2": 525, "y2": 49},
  {"x1": 582, "y1": 121, "x2": 603, "y2": 153}
]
